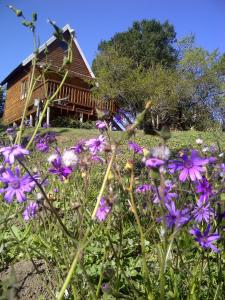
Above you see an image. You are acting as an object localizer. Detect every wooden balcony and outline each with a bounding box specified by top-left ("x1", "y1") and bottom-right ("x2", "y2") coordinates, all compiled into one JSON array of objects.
[
  {"x1": 47, "y1": 80, "x2": 117, "y2": 114},
  {"x1": 30, "y1": 79, "x2": 117, "y2": 116}
]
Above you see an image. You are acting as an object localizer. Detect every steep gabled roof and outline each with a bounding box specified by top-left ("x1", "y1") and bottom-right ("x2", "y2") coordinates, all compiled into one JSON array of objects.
[{"x1": 1, "y1": 24, "x2": 95, "y2": 85}]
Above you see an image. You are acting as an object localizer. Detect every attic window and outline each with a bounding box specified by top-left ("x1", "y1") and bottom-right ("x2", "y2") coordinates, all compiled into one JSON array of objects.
[
  {"x1": 20, "y1": 78, "x2": 28, "y2": 100},
  {"x1": 59, "y1": 40, "x2": 68, "y2": 52}
]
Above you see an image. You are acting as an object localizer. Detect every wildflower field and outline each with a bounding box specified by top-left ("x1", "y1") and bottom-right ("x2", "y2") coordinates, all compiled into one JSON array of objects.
[{"x1": 0, "y1": 123, "x2": 225, "y2": 300}]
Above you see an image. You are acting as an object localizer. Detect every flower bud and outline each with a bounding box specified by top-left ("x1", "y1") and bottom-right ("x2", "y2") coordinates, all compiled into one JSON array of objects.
[
  {"x1": 143, "y1": 148, "x2": 150, "y2": 158},
  {"x1": 145, "y1": 100, "x2": 152, "y2": 110},
  {"x1": 125, "y1": 160, "x2": 133, "y2": 171},
  {"x1": 158, "y1": 126, "x2": 171, "y2": 141},
  {"x1": 107, "y1": 170, "x2": 114, "y2": 181}
]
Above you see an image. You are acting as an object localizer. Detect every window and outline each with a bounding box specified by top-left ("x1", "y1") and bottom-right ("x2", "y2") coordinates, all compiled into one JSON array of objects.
[{"x1": 20, "y1": 78, "x2": 28, "y2": 100}]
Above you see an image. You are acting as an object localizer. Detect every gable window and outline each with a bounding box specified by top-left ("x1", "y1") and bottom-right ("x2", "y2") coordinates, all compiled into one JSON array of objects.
[{"x1": 20, "y1": 78, "x2": 28, "y2": 100}]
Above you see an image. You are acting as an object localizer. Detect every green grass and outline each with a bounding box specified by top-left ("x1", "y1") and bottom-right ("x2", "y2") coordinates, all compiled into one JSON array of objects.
[
  {"x1": 42, "y1": 127, "x2": 225, "y2": 151},
  {"x1": 1, "y1": 127, "x2": 225, "y2": 299}
]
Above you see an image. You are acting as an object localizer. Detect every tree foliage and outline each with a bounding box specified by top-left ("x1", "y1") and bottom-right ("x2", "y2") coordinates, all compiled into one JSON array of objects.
[
  {"x1": 93, "y1": 22, "x2": 225, "y2": 131},
  {"x1": 94, "y1": 19, "x2": 178, "y2": 70}
]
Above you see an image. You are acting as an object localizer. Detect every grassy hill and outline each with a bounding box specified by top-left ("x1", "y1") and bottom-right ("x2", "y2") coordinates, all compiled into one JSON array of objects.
[{"x1": 42, "y1": 127, "x2": 225, "y2": 151}]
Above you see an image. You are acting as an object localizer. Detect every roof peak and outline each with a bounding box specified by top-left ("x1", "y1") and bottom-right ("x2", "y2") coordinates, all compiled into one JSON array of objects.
[{"x1": 1, "y1": 24, "x2": 94, "y2": 85}]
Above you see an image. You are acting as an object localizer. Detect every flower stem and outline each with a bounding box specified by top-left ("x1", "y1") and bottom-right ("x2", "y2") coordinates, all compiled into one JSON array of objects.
[
  {"x1": 128, "y1": 168, "x2": 152, "y2": 296},
  {"x1": 91, "y1": 146, "x2": 117, "y2": 219}
]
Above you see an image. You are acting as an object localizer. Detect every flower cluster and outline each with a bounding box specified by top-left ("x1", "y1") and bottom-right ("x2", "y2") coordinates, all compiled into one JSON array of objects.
[
  {"x1": 35, "y1": 131, "x2": 56, "y2": 153},
  {"x1": 0, "y1": 144, "x2": 39, "y2": 221},
  {"x1": 133, "y1": 141, "x2": 224, "y2": 253}
]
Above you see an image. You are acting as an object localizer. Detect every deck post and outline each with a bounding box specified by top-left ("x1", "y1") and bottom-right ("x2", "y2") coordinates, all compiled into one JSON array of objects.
[
  {"x1": 80, "y1": 112, "x2": 83, "y2": 123},
  {"x1": 47, "y1": 107, "x2": 50, "y2": 126},
  {"x1": 29, "y1": 114, "x2": 33, "y2": 127}
]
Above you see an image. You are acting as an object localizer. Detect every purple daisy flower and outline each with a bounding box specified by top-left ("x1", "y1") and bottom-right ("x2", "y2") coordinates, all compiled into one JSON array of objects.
[
  {"x1": 128, "y1": 141, "x2": 143, "y2": 154},
  {"x1": 190, "y1": 225, "x2": 220, "y2": 252},
  {"x1": 96, "y1": 197, "x2": 111, "y2": 221},
  {"x1": 0, "y1": 167, "x2": 35, "y2": 202},
  {"x1": 96, "y1": 120, "x2": 108, "y2": 131},
  {"x1": 35, "y1": 132, "x2": 56, "y2": 153},
  {"x1": 192, "y1": 201, "x2": 214, "y2": 223},
  {"x1": 86, "y1": 135, "x2": 106, "y2": 155},
  {"x1": 48, "y1": 155, "x2": 72, "y2": 181},
  {"x1": 165, "y1": 201, "x2": 189, "y2": 229},
  {"x1": 136, "y1": 184, "x2": 152, "y2": 193},
  {"x1": 70, "y1": 140, "x2": 86, "y2": 154},
  {"x1": 0, "y1": 145, "x2": 29, "y2": 165},
  {"x1": 23, "y1": 202, "x2": 38, "y2": 222},
  {"x1": 195, "y1": 177, "x2": 213, "y2": 202},
  {"x1": 36, "y1": 140, "x2": 49, "y2": 152},
  {"x1": 153, "y1": 181, "x2": 177, "y2": 204},
  {"x1": 145, "y1": 158, "x2": 164, "y2": 169},
  {"x1": 6, "y1": 127, "x2": 16, "y2": 136},
  {"x1": 168, "y1": 150, "x2": 208, "y2": 182},
  {"x1": 208, "y1": 156, "x2": 217, "y2": 164}
]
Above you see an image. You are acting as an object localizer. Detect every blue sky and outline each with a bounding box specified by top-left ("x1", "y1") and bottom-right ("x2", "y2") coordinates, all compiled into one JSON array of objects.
[{"x1": 0, "y1": 0, "x2": 225, "y2": 82}]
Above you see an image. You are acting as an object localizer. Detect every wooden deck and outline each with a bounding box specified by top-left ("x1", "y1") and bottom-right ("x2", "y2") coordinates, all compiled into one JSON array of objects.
[{"x1": 32, "y1": 79, "x2": 117, "y2": 117}]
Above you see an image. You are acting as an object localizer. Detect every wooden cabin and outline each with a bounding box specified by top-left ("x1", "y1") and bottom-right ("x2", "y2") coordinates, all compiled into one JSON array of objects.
[{"x1": 1, "y1": 24, "x2": 117, "y2": 126}]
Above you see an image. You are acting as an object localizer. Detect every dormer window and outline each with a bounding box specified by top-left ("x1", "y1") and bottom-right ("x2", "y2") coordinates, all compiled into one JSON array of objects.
[{"x1": 20, "y1": 78, "x2": 28, "y2": 100}]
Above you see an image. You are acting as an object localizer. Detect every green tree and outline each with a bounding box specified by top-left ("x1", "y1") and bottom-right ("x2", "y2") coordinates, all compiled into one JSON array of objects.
[
  {"x1": 92, "y1": 47, "x2": 149, "y2": 115},
  {"x1": 93, "y1": 19, "x2": 178, "y2": 70},
  {"x1": 176, "y1": 44, "x2": 225, "y2": 130}
]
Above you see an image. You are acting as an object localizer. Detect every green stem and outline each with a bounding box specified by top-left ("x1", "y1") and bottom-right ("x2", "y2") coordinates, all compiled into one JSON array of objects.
[
  {"x1": 56, "y1": 229, "x2": 90, "y2": 300},
  {"x1": 95, "y1": 247, "x2": 107, "y2": 298},
  {"x1": 16, "y1": 56, "x2": 37, "y2": 144},
  {"x1": 91, "y1": 146, "x2": 117, "y2": 219},
  {"x1": 57, "y1": 147, "x2": 117, "y2": 299},
  {"x1": 128, "y1": 168, "x2": 151, "y2": 296}
]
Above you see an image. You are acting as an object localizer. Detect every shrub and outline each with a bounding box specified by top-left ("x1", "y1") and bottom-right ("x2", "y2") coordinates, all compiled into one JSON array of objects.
[{"x1": 50, "y1": 116, "x2": 95, "y2": 129}]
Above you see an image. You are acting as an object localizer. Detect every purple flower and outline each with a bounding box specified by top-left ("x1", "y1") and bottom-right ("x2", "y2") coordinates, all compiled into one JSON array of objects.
[
  {"x1": 192, "y1": 201, "x2": 214, "y2": 223},
  {"x1": 35, "y1": 132, "x2": 56, "y2": 153},
  {"x1": 169, "y1": 150, "x2": 208, "y2": 182},
  {"x1": 6, "y1": 127, "x2": 16, "y2": 136},
  {"x1": 209, "y1": 145, "x2": 217, "y2": 153},
  {"x1": 36, "y1": 140, "x2": 49, "y2": 152},
  {"x1": 23, "y1": 202, "x2": 38, "y2": 222},
  {"x1": 70, "y1": 140, "x2": 86, "y2": 154},
  {"x1": 91, "y1": 155, "x2": 105, "y2": 164},
  {"x1": 136, "y1": 184, "x2": 151, "y2": 193},
  {"x1": 86, "y1": 135, "x2": 106, "y2": 155},
  {"x1": 195, "y1": 177, "x2": 213, "y2": 202},
  {"x1": 165, "y1": 201, "x2": 189, "y2": 229},
  {"x1": 0, "y1": 165, "x2": 5, "y2": 175},
  {"x1": 0, "y1": 167, "x2": 35, "y2": 202},
  {"x1": 0, "y1": 145, "x2": 29, "y2": 164},
  {"x1": 42, "y1": 122, "x2": 50, "y2": 128},
  {"x1": 96, "y1": 120, "x2": 108, "y2": 131},
  {"x1": 48, "y1": 155, "x2": 72, "y2": 181},
  {"x1": 190, "y1": 225, "x2": 220, "y2": 252},
  {"x1": 153, "y1": 181, "x2": 177, "y2": 204},
  {"x1": 96, "y1": 197, "x2": 111, "y2": 221},
  {"x1": 128, "y1": 141, "x2": 143, "y2": 154},
  {"x1": 145, "y1": 158, "x2": 164, "y2": 169},
  {"x1": 208, "y1": 156, "x2": 217, "y2": 164},
  {"x1": 219, "y1": 163, "x2": 225, "y2": 177}
]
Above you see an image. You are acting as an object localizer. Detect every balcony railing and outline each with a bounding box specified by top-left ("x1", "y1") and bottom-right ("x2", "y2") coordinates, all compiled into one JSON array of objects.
[{"x1": 47, "y1": 80, "x2": 117, "y2": 113}]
